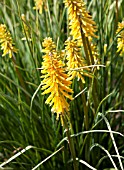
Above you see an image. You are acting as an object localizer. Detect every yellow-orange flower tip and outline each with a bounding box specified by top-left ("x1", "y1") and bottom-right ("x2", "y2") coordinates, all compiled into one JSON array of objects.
[
  {"x1": 0, "y1": 24, "x2": 17, "y2": 58},
  {"x1": 41, "y1": 37, "x2": 73, "y2": 119},
  {"x1": 116, "y1": 21, "x2": 124, "y2": 56},
  {"x1": 42, "y1": 37, "x2": 56, "y2": 53}
]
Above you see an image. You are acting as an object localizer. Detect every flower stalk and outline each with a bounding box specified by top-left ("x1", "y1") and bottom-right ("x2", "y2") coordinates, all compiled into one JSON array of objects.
[
  {"x1": 41, "y1": 37, "x2": 79, "y2": 170},
  {"x1": 62, "y1": 115, "x2": 78, "y2": 170},
  {"x1": 12, "y1": 55, "x2": 30, "y2": 104},
  {"x1": 79, "y1": 20, "x2": 99, "y2": 111}
]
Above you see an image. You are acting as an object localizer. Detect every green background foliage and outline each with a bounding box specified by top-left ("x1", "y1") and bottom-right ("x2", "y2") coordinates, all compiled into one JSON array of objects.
[{"x1": 0, "y1": 0, "x2": 124, "y2": 169}]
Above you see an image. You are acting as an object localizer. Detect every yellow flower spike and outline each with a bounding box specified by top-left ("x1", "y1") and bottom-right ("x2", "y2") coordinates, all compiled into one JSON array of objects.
[
  {"x1": 34, "y1": 0, "x2": 46, "y2": 14},
  {"x1": 65, "y1": 38, "x2": 90, "y2": 83},
  {"x1": 64, "y1": 0, "x2": 98, "y2": 40},
  {"x1": 41, "y1": 37, "x2": 73, "y2": 120},
  {"x1": 116, "y1": 21, "x2": 124, "y2": 56},
  {"x1": 0, "y1": 24, "x2": 17, "y2": 58}
]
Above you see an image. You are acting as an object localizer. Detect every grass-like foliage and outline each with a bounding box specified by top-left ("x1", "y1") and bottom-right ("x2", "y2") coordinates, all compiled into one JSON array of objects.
[{"x1": 0, "y1": 0, "x2": 124, "y2": 169}]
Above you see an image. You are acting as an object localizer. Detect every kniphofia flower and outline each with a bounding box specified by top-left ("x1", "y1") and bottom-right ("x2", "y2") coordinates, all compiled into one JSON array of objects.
[
  {"x1": 64, "y1": 0, "x2": 97, "y2": 40},
  {"x1": 41, "y1": 37, "x2": 73, "y2": 120},
  {"x1": 65, "y1": 38, "x2": 91, "y2": 83},
  {"x1": 0, "y1": 24, "x2": 17, "y2": 58},
  {"x1": 116, "y1": 21, "x2": 124, "y2": 56},
  {"x1": 34, "y1": 0, "x2": 46, "y2": 14}
]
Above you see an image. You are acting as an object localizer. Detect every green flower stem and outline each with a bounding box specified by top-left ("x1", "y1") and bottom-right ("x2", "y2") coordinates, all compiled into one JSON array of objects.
[
  {"x1": 85, "y1": 37, "x2": 99, "y2": 110},
  {"x1": 115, "y1": 0, "x2": 119, "y2": 31},
  {"x1": 12, "y1": 55, "x2": 30, "y2": 104},
  {"x1": 79, "y1": 22, "x2": 90, "y2": 65},
  {"x1": 80, "y1": 22, "x2": 99, "y2": 111},
  {"x1": 79, "y1": 80, "x2": 89, "y2": 130},
  {"x1": 62, "y1": 115, "x2": 78, "y2": 170},
  {"x1": 85, "y1": 37, "x2": 94, "y2": 65}
]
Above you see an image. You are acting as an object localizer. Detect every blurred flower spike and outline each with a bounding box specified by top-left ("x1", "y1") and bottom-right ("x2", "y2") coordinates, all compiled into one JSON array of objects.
[
  {"x1": 34, "y1": 0, "x2": 46, "y2": 14},
  {"x1": 41, "y1": 37, "x2": 73, "y2": 121},
  {"x1": 0, "y1": 24, "x2": 17, "y2": 58},
  {"x1": 21, "y1": 14, "x2": 31, "y2": 41},
  {"x1": 116, "y1": 20, "x2": 124, "y2": 56}
]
